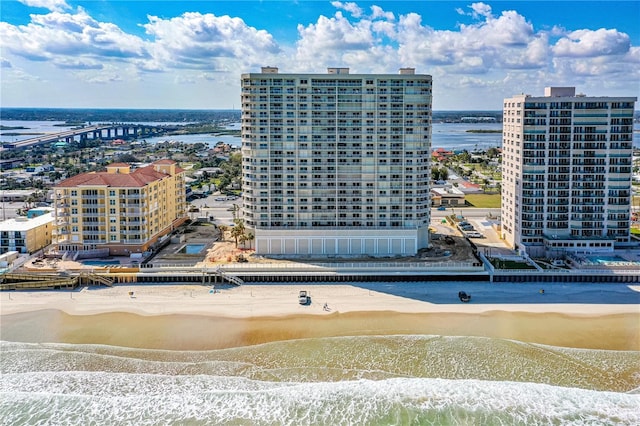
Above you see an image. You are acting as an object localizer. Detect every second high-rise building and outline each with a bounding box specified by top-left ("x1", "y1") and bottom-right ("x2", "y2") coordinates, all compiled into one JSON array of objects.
[
  {"x1": 502, "y1": 87, "x2": 636, "y2": 257},
  {"x1": 241, "y1": 67, "x2": 432, "y2": 257}
]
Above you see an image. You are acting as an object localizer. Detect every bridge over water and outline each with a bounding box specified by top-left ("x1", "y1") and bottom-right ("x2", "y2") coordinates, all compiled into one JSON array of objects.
[{"x1": 2, "y1": 123, "x2": 175, "y2": 150}]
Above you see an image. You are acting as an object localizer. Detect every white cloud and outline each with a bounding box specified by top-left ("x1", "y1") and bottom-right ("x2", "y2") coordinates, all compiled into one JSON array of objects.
[
  {"x1": 143, "y1": 12, "x2": 280, "y2": 70},
  {"x1": 1, "y1": 58, "x2": 12, "y2": 68},
  {"x1": 552, "y1": 28, "x2": 631, "y2": 57},
  {"x1": 295, "y1": 11, "x2": 377, "y2": 66},
  {"x1": 18, "y1": 0, "x2": 69, "y2": 12},
  {"x1": 54, "y1": 58, "x2": 103, "y2": 70},
  {"x1": 371, "y1": 5, "x2": 394, "y2": 21},
  {"x1": 624, "y1": 46, "x2": 640, "y2": 63},
  {"x1": 0, "y1": 9, "x2": 149, "y2": 63},
  {"x1": 371, "y1": 20, "x2": 395, "y2": 39},
  {"x1": 85, "y1": 73, "x2": 122, "y2": 84},
  {"x1": 396, "y1": 6, "x2": 549, "y2": 77},
  {"x1": 469, "y1": 2, "x2": 493, "y2": 19},
  {"x1": 331, "y1": 2, "x2": 363, "y2": 18}
]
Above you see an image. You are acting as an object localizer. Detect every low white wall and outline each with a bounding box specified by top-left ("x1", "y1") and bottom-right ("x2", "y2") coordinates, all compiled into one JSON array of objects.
[{"x1": 255, "y1": 228, "x2": 423, "y2": 257}]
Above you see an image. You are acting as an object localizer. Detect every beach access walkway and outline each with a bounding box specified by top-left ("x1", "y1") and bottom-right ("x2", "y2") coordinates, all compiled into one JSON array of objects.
[{"x1": 0, "y1": 272, "x2": 113, "y2": 291}]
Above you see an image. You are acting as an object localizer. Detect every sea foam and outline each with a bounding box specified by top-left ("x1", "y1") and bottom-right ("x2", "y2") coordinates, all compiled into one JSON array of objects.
[
  {"x1": 1, "y1": 374, "x2": 639, "y2": 425},
  {"x1": 1, "y1": 338, "x2": 639, "y2": 425}
]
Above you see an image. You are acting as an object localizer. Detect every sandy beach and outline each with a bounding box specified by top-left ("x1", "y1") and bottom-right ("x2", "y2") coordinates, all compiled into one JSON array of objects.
[
  {"x1": 2, "y1": 283, "x2": 639, "y2": 317},
  {"x1": 1, "y1": 284, "x2": 639, "y2": 351}
]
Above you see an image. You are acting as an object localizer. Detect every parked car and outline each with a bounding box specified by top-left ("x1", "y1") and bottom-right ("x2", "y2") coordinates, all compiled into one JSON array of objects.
[
  {"x1": 459, "y1": 225, "x2": 475, "y2": 231},
  {"x1": 437, "y1": 206, "x2": 446, "y2": 211},
  {"x1": 466, "y1": 231, "x2": 484, "y2": 238},
  {"x1": 299, "y1": 290, "x2": 309, "y2": 305},
  {"x1": 458, "y1": 291, "x2": 471, "y2": 302}
]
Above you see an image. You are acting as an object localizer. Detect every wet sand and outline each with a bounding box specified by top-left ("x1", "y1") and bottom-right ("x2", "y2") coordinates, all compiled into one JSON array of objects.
[{"x1": 2, "y1": 308, "x2": 638, "y2": 351}]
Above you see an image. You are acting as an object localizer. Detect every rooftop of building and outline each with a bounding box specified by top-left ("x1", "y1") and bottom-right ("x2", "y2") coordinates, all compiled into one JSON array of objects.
[
  {"x1": 243, "y1": 66, "x2": 431, "y2": 78},
  {"x1": 507, "y1": 86, "x2": 637, "y2": 101},
  {"x1": 431, "y1": 187, "x2": 465, "y2": 196},
  {"x1": 0, "y1": 212, "x2": 54, "y2": 232},
  {"x1": 55, "y1": 160, "x2": 184, "y2": 189}
]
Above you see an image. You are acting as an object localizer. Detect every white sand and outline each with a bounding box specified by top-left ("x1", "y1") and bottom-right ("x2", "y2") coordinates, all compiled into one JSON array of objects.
[{"x1": 1, "y1": 284, "x2": 638, "y2": 318}]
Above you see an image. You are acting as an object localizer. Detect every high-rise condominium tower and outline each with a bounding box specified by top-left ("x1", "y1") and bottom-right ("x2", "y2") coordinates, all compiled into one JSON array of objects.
[
  {"x1": 241, "y1": 67, "x2": 432, "y2": 256},
  {"x1": 502, "y1": 87, "x2": 636, "y2": 257}
]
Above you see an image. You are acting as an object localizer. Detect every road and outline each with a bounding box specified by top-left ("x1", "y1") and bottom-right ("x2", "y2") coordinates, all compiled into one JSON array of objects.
[{"x1": 430, "y1": 207, "x2": 500, "y2": 220}]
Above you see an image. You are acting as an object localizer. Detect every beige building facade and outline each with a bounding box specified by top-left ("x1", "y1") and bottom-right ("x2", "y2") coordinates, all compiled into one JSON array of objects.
[
  {"x1": 0, "y1": 213, "x2": 54, "y2": 254},
  {"x1": 53, "y1": 160, "x2": 188, "y2": 256}
]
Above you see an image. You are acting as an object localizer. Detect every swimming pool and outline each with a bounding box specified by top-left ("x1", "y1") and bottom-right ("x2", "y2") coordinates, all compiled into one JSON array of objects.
[
  {"x1": 82, "y1": 260, "x2": 120, "y2": 266},
  {"x1": 178, "y1": 244, "x2": 206, "y2": 255},
  {"x1": 584, "y1": 255, "x2": 637, "y2": 266}
]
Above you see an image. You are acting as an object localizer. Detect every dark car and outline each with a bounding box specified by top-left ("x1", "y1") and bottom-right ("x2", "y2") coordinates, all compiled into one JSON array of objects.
[{"x1": 458, "y1": 291, "x2": 471, "y2": 302}]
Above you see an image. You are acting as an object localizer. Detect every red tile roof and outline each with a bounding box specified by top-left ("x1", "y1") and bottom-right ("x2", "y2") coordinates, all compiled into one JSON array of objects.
[{"x1": 55, "y1": 160, "x2": 181, "y2": 188}]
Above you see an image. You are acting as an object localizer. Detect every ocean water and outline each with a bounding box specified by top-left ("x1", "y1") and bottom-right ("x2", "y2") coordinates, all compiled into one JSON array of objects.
[{"x1": 2, "y1": 336, "x2": 639, "y2": 425}]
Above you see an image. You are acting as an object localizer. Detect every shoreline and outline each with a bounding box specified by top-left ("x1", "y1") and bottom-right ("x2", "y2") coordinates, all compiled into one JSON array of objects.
[{"x1": 1, "y1": 284, "x2": 639, "y2": 351}]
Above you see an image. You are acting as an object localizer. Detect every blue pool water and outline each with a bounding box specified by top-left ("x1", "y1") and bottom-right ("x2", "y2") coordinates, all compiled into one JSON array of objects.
[
  {"x1": 179, "y1": 244, "x2": 206, "y2": 254},
  {"x1": 586, "y1": 255, "x2": 628, "y2": 265},
  {"x1": 82, "y1": 260, "x2": 120, "y2": 266}
]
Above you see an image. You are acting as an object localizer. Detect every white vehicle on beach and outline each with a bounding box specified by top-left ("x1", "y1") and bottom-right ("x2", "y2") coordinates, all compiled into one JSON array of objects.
[{"x1": 299, "y1": 290, "x2": 309, "y2": 305}]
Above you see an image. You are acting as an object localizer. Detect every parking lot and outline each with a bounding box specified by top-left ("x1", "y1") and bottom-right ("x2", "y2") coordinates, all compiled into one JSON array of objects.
[{"x1": 187, "y1": 193, "x2": 242, "y2": 226}]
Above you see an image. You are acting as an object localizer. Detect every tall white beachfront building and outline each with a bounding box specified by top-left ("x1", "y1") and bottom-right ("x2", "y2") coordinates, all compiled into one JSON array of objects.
[
  {"x1": 502, "y1": 87, "x2": 636, "y2": 257},
  {"x1": 241, "y1": 67, "x2": 432, "y2": 256}
]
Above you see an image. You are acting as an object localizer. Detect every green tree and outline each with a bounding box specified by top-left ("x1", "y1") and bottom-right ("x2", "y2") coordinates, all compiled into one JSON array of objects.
[
  {"x1": 218, "y1": 152, "x2": 242, "y2": 192},
  {"x1": 230, "y1": 218, "x2": 246, "y2": 247},
  {"x1": 487, "y1": 147, "x2": 500, "y2": 158},
  {"x1": 457, "y1": 150, "x2": 471, "y2": 163}
]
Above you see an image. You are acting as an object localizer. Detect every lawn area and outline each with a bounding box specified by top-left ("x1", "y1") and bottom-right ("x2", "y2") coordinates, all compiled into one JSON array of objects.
[
  {"x1": 489, "y1": 258, "x2": 537, "y2": 269},
  {"x1": 464, "y1": 193, "x2": 501, "y2": 208}
]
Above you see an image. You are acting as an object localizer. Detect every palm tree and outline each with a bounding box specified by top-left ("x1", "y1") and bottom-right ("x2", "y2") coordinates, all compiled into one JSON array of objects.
[
  {"x1": 218, "y1": 225, "x2": 228, "y2": 241},
  {"x1": 230, "y1": 219, "x2": 246, "y2": 247},
  {"x1": 246, "y1": 232, "x2": 254, "y2": 249}
]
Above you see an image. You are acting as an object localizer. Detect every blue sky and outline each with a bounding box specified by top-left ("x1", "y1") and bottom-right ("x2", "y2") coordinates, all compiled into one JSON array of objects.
[{"x1": 1, "y1": 0, "x2": 638, "y2": 110}]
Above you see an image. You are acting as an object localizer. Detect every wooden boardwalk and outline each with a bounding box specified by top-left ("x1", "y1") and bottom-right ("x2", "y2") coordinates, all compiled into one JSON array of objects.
[{"x1": 0, "y1": 272, "x2": 113, "y2": 291}]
